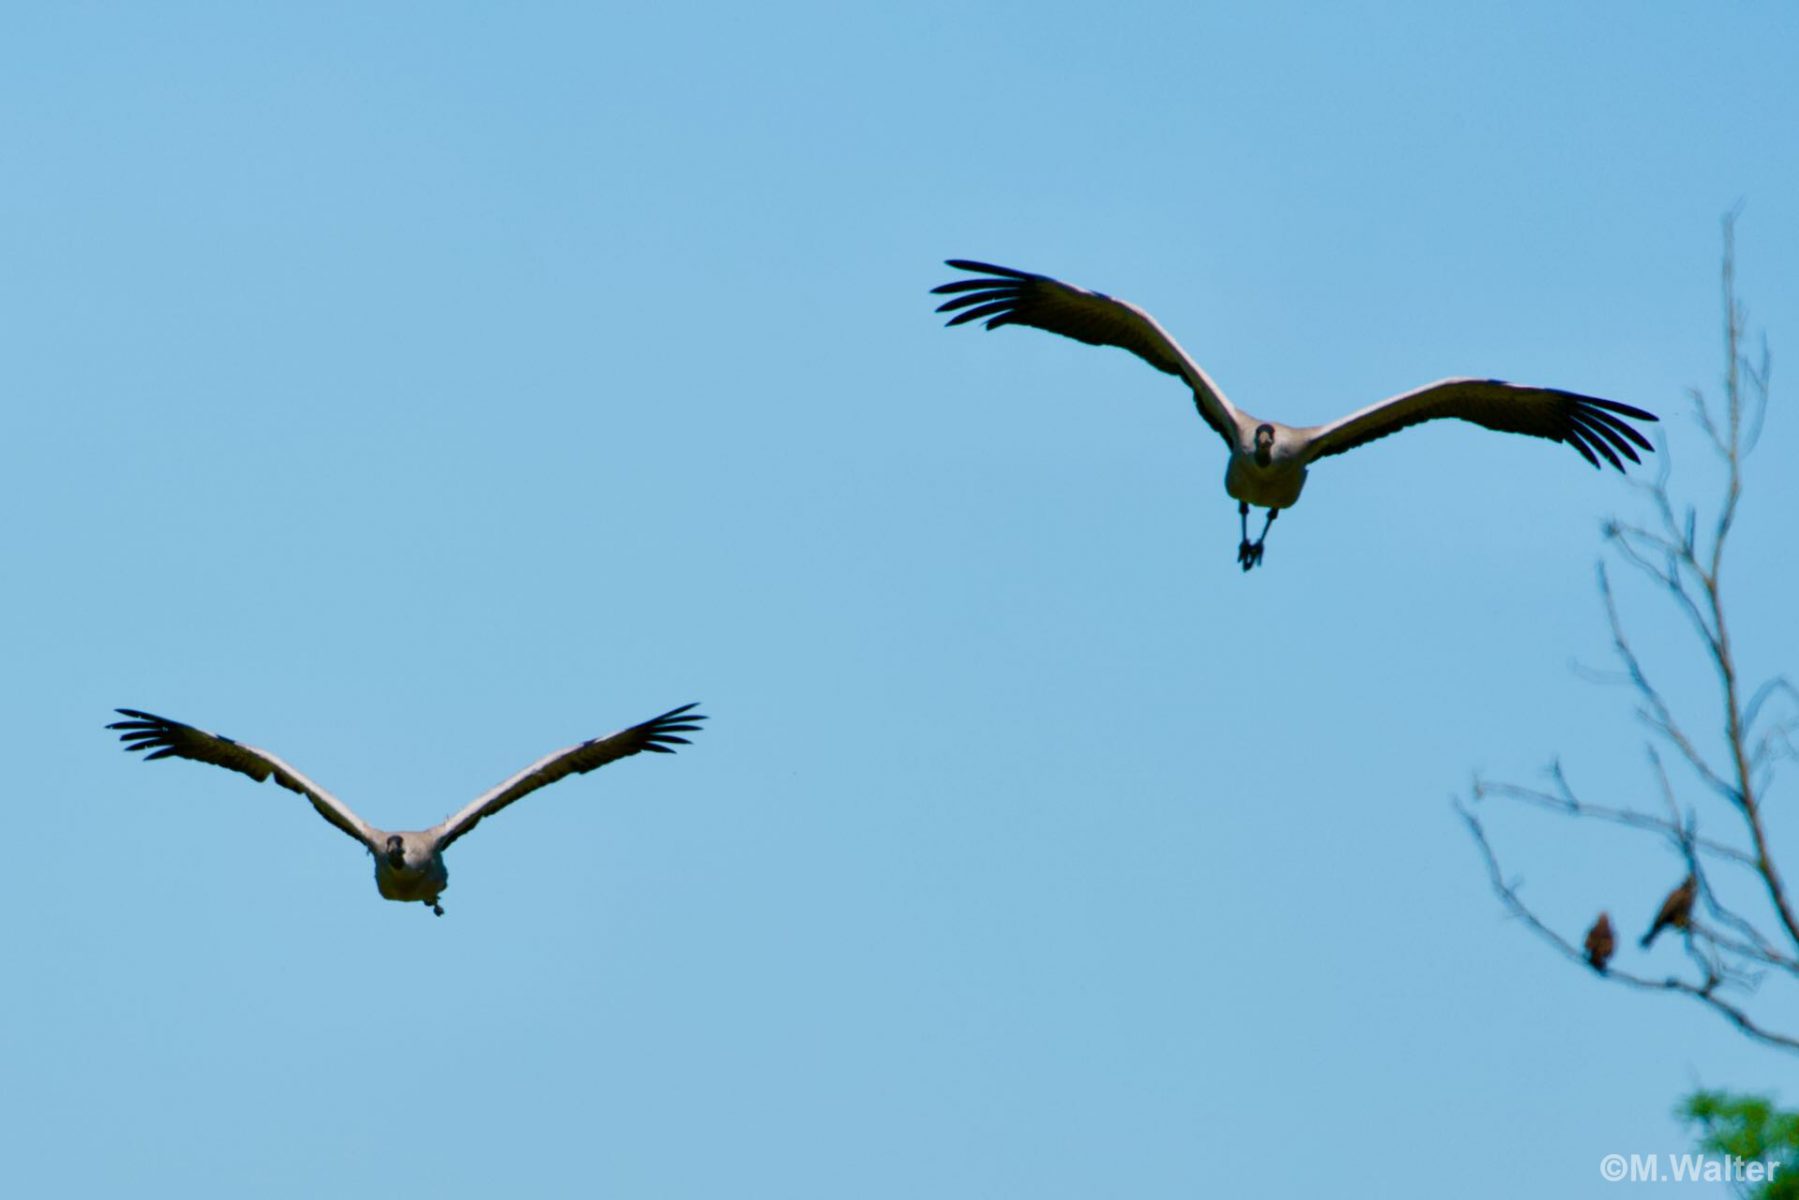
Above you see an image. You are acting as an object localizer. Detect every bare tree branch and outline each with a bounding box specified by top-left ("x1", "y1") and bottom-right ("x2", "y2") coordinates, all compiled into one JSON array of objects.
[
  {"x1": 1460, "y1": 803, "x2": 1798, "y2": 1053},
  {"x1": 1470, "y1": 769, "x2": 1755, "y2": 867},
  {"x1": 1463, "y1": 212, "x2": 1796, "y2": 1052}
]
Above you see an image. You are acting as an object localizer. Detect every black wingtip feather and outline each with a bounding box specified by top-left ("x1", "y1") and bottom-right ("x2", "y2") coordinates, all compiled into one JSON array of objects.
[
  {"x1": 625, "y1": 704, "x2": 708, "y2": 756},
  {"x1": 944, "y1": 302, "x2": 1019, "y2": 328},
  {"x1": 110, "y1": 708, "x2": 181, "y2": 752},
  {"x1": 930, "y1": 278, "x2": 1008, "y2": 297},
  {"x1": 1569, "y1": 417, "x2": 1626, "y2": 470},
  {"x1": 934, "y1": 289, "x2": 1008, "y2": 313},
  {"x1": 1578, "y1": 410, "x2": 1645, "y2": 468},
  {"x1": 943, "y1": 259, "x2": 1031, "y2": 278},
  {"x1": 1591, "y1": 396, "x2": 1660, "y2": 423},
  {"x1": 1595, "y1": 411, "x2": 1656, "y2": 454},
  {"x1": 1579, "y1": 416, "x2": 1644, "y2": 466},
  {"x1": 1564, "y1": 434, "x2": 1601, "y2": 469}
]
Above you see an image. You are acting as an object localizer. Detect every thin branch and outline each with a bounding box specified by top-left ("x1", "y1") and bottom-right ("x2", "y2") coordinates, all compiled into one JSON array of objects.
[
  {"x1": 1459, "y1": 803, "x2": 1798, "y2": 1053},
  {"x1": 1471, "y1": 774, "x2": 1754, "y2": 867},
  {"x1": 1597, "y1": 563, "x2": 1738, "y2": 804},
  {"x1": 1708, "y1": 211, "x2": 1799, "y2": 952},
  {"x1": 1743, "y1": 678, "x2": 1798, "y2": 738},
  {"x1": 1460, "y1": 214, "x2": 1794, "y2": 1052}
]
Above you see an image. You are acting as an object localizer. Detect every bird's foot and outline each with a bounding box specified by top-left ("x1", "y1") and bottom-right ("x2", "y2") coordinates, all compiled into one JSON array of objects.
[
  {"x1": 431, "y1": 902, "x2": 444, "y2": 917},
  {"x1": 1237, "y1": 540, "x2": 1265, "y2": 571}
]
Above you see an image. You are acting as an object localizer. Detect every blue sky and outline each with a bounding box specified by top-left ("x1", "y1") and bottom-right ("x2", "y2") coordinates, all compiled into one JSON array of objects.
[{"x1": 3, "y1": 3, "x2": 1796, "y2": 1196}]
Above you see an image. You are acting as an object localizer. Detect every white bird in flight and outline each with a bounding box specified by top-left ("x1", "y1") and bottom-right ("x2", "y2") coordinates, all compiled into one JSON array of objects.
[
  {"x1": 933, "y1": 260, "x2": 1658, "y2": 570},
  {"x1": 109, "y1": 703, "x2": 706, "y2": 915}
]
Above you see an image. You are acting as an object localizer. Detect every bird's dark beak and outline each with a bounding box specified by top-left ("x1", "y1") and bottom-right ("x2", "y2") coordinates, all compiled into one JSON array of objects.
[{"x1": 385, "y1": 837, "x2": 405, "y2": 868}]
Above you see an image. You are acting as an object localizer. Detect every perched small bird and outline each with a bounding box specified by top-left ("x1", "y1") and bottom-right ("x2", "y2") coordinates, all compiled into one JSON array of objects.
[
  {"x1": 1584, "y1": 911, "x2": 1615, "y2": 973},
  {"x1": 932, "y1": 260, "x2": 1659, "y2": 570},
  {"x1": 1640, "y1": 874, "x2": 1698, "y2": 948},
  {"x1": 108, "y1": 703, "x2": 705, "y2": 915}
]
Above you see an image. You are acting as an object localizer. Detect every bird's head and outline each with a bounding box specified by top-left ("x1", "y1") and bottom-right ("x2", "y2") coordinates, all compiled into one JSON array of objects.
[
  {"x1": 1253, "y1": 424, "x2": 1276, "y2": 466},
  {"x1": 385, "y1": 835, "x2": 406, "y2": 869}
]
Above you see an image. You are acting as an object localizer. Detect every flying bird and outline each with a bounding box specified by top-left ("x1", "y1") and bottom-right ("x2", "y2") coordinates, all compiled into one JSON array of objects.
[
  {"x1": 932, "y1": 260, "x2": 1659, "y2": 570},
  {"x1": 1584, "y1": 911, "x2": 1615, "y2": 973},
  {"x1": 1640, "y1": 873, "x2": 1697, "y2": 948},
  {"x1": 108, "y1": 703, "x2": 706, "y2": 915}
]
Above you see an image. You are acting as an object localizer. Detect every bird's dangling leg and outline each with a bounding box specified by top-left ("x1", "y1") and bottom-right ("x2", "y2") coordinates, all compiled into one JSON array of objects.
[
  {"x1": 430, "y1": 900, "x2": 444, "y2": 917},
  {"x1": 1240, "y1": 508, "x2": 1277, "y2": 572},
  {"x1": 1236, "y1": 501, "x2": 1255, "y2": 569}
]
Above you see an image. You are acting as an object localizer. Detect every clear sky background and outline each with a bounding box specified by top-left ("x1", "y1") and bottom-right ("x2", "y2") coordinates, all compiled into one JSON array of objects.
[{"x1": 3, "y1": 4, "x2": 1796, "y2": 1197}]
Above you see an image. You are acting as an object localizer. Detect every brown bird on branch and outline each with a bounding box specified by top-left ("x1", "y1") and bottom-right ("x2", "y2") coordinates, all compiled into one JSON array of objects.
[
  {"x1": 1639, "y1": 874, "x2": 1697, "y2": 948},
  {"x1": 1584, "y1": 912, "x2": 1615, "y2": 973}
]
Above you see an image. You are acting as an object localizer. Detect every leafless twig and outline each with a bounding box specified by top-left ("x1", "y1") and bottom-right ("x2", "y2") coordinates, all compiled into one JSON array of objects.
[
  {"x1": 1464, "y1": 213, "x2": 1796, "y2": 1051},
  {"x1": 1460, "y1": 803, "x2": 1796, "y2": 1053}
]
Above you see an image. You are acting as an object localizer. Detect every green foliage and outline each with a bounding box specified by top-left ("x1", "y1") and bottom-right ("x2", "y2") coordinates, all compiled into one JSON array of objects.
[{"x1": 1681, "y1": 1091, "x2": 1799, "y2": 1199}]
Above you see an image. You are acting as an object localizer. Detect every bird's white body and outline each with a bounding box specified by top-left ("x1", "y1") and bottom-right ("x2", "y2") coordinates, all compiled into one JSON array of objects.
[
  {"x1": 1223, "y1": 426, "x2": 1309, "y2": 511},
  {"x1": 374, "y1": 834, "x2": 450, "y2": 906}
]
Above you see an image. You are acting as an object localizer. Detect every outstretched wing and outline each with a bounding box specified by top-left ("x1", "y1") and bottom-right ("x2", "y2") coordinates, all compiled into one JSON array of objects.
[
  {"x1": 1301, "y1": 378, "x2": 1658, "y2": 469},
  {"x1": 931, "y1": 260, "x2": 1242, "y2": 450},
  {"x1": 109, "y1": 708, "x2": 380, "y2": 849},
  {"x1": 430, "y1": 703, "x2": 707, "y2": 851}
]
